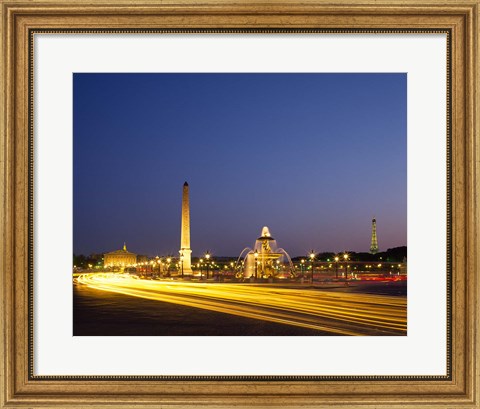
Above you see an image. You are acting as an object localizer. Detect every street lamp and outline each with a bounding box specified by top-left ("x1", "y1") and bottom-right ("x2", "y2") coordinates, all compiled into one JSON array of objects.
[
  {"x1": 309, "y1": 251, "x2": 315, "y2": 284},
  {"x1": 300, "y1": 259, "x2": 305, "y2": 276},
  {"x1": 254, "y1": 251, "x2": 258, "y2": 279},
  {"x1": 167, "y1": 257, "x2": 171, "y2": 275},
  {"x1": 334, "y1": 256, "x2": 339, "y2": 279},
  {"x1": 343, "y1": 253, "x2": 349, "y2": 281},
  {"x1": 205, "y1": 251, "x2": 211, "y2": 279},
  {"x1": 180, "y1": 253, "x2": 184, "y2": 278}
]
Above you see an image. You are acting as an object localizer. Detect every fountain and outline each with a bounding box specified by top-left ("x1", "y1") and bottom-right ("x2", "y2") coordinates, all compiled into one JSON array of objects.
[{"x1": 235, "y1": 227, "x2": 296, "y2": 280}]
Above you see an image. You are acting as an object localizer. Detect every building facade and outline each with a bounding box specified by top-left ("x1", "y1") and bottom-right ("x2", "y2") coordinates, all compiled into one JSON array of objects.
[{"x1": 104, "y1": 243, "x2": 137, "y2": 267}]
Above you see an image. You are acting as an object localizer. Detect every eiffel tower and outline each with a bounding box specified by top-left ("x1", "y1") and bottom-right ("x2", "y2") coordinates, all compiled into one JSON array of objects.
[{"x1": 370, "y1": 217, "x2": 379, "y2": 254}]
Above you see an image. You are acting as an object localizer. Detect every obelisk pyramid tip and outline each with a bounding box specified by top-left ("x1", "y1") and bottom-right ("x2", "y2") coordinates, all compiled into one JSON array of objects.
[{"x1": 184, "y1": 181, "x2": 188, "y2": 186}]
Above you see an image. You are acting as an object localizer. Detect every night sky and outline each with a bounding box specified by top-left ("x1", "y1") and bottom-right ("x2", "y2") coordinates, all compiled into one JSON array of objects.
[{"x1": 73, "y1": 73, "x2": 406, "y2": 257}]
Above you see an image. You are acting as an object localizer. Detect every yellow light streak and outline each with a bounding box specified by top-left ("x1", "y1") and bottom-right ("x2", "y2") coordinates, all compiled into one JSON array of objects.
[{"x1": 76, "y1": 273, "x2": 407, "y2": 336}]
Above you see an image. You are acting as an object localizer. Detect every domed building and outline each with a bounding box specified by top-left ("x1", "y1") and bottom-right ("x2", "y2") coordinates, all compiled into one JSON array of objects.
[{"x1": 104, "y1": 243, "x2": 137, "y2": 268}]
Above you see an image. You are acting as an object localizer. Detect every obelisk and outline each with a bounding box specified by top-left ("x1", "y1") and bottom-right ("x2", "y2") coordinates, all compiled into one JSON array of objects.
[{"x1": 179, "y1": 181, "x2": 193, "y2": 275}]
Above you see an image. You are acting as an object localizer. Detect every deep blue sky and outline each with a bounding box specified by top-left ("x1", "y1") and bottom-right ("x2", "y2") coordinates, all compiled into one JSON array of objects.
[{"x1": 73, "y1": 73, "x2": 406, "y2": 257}]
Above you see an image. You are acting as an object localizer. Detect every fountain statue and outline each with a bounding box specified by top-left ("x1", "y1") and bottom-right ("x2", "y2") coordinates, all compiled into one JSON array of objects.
[{"x1": 235, "y1": 227, "x2": 296, "y2": 280}]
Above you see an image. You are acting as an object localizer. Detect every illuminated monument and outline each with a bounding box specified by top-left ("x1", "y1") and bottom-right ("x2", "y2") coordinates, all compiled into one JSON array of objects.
[
  {"x1": 179, "y1": 182, "x2": 193, "y2": 275},
  {"x1": 370, "y1": 217, "x2": 379, "y2": 254},
  {"x1": 235, "y1": 227, "x2": 295, "y2": 280}
]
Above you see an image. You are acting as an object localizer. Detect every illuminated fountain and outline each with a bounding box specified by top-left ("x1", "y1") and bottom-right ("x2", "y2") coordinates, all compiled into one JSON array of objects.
[{"x1": 235, "y1": 227, "x2": 296, "y2": 280}]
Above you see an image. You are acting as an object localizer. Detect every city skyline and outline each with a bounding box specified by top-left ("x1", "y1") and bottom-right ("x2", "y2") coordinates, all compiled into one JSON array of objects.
[
  {"x1": 77, "y1": 191, "x2": 404, "y2": 258},
  {"x1": 74, "y1": 73, "x2": 407, "y2": 256}
]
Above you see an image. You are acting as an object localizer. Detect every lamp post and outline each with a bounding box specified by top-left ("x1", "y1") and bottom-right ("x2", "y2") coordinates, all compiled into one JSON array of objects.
[
  {"x1": 180, "y1": 253, "x2": 184, "y2": 278},
  {"x1": 334, "y1": 256, "x2": 339, "y2": 279},
  {"x1": 167, "y1": 257, "x2": 171, "y2": 276},
  {"x1": 205, "y1": 252, "x2": 211, "y2": 280},
  {"x1": 300, "y1": 259, "x2": 305, "y2": 277},
  {"x1": 309, "y1": 251, "x2": 315, "y2": 284},
  {"x1": 343, "y1": 253, "x2": 349, "y2": 281},
  {"x1": 254, "y1": 251, "x2": 258, "y2": 279},
  {"x1": 199, "y1": 258, "x2": 203, "y2": 280}
]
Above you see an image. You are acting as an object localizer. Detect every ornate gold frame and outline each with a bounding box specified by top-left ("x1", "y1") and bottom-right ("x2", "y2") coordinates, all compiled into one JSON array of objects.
[{"x1": 1, "y1": 1, "x2": 478, "y2": 407}]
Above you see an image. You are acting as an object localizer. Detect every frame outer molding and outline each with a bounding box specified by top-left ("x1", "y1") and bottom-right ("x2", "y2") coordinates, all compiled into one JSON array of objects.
[{"x1": 1, "y1": 1, "x2": 478, "y2": 408}]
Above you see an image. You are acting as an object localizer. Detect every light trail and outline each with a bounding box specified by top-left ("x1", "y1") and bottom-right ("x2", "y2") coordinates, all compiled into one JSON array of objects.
[{"x1": 76, "y1": 273, "x2": 407, "y2": 336}]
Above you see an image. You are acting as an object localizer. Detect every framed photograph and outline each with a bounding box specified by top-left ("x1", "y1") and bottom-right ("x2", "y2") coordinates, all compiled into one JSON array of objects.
[{"x1": 1, "y1": 0, "x2": 478, "y2": 407}]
